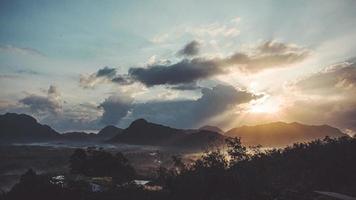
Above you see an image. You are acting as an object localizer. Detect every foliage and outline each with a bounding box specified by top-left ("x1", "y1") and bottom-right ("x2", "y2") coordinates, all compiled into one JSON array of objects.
[
  {"x1": 69, "y1": 148, "x2": 136, "y2": 184},
  {"x1": 3, "y1": 136, "x2": 356, "y2": 200},
  {"x1": 157, "y1": 136, "x2": 356, "y2": 200}
]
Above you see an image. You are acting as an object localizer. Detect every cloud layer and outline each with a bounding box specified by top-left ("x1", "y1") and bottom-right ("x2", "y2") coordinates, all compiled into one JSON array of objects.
[
  {"x1": 177, "y1": 40, "x2": 200, "y2": 57},
  {"x1": 19, "y1": 85, "x2": 62, "y2": 114},
  {"x1": 98, "y1": 95, "x2": 133, "y2": 125},
  {"x1": 79, "y1": 41, "x2": 310, "y2": 89},
  {"x1": 129, "y1": 58, "x2": 224, "y2": 87},
  {"x1": 80, "y1": 66, "x2": 131, "y2": 88},
  {"x1": 128, "y1": 40, "x2": 310, "y2": 87},
  {"x1": 119, "y1": 84, "x2": 257, "y2": 128},
  {"x1": 287, "y1": 60, "x2": 356, "y2": 134}
]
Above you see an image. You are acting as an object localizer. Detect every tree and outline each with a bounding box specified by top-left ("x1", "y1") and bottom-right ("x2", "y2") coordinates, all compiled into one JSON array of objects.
[
  {"x1": 226, "y1": 137, "x2": 248, "y2": 164},
  {"x1": 68, "y1": 148, "x2": 136, "y2": 184},
  {"x1": 69, "y1": 149, "x2": 87, "y2": 174},
  {"x1": 172, "y1": 155, "x2": 186, "y2": 174}
]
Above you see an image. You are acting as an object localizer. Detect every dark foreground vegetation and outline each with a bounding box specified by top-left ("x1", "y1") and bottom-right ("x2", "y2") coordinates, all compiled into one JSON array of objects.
[{"x1": 1, "y1": 136, "x2": 356, "y2": 200}]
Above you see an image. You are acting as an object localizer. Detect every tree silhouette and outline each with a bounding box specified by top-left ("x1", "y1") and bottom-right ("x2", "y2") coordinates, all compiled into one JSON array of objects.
[
  {"x1": 3, "y1": 136, "x2": 356, "y2": 200},
  {"x1": 69, "y1": 148, "x2": 136, "y2": 184}
]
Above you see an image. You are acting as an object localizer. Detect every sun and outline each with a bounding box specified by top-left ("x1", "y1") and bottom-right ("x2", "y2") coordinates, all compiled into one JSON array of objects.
[{"x1": 248, "y1": 97, "x2": 280, "y2": 114}]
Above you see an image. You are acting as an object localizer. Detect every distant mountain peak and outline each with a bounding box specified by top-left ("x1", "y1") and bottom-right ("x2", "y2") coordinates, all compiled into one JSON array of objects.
[
  {"x1": 99, "y1": 125, "x2": 120, "y2": 133},
  {"x1": 97, "y1": 125, "x2": 122, "y2": 139},
  {"x1": 199, "y1": 125, "x2": 224, "y2": 134},
  {"x1": 226, "y1": 121, "x2": 346, "y2": 147},
  {"x1": 0, "y1": 112, "x2": 59, "y2": 142},
  {"x1": 129, "y1": 118, "x2": 148, "y2": 127},
  {"x1": 109, "y1": 118, "x2": 224, "y2": 148},
  {"x1": 3, "y1": 112, "x2": 37, "y2": 124}
]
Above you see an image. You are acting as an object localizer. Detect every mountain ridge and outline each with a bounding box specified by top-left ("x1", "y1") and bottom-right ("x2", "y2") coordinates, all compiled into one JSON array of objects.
[
  {"x1": 0, "y1": 113, "x2": 347, "y2": 147},
  {"x1": 109, "y1": 118, "x2": 225, "y2": 148},
  {"x1": 225, "y1": 121, "x2": 345, "y2": 147}
]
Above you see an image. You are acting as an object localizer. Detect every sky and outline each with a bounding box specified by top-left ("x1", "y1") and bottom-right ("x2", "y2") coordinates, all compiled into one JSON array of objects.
[{"x1": 1, "y1": 0, "x2": 356, "y2": 134}]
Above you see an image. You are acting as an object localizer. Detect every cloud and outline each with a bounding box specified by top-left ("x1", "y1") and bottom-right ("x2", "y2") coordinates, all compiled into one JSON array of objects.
[
  {"x1": 284, "y1": 98, "x2": 356, "y2": 136},
  {"x1": 170, "y1": 82, "x2": 202, "y2": 90},
  {"x1": 127, "y1": 40, "x2": 310, "y2": 87},
  {"x1": 96, "y1": 67, "x2": 117, "y2": 78},
  {"x1": 150, "y1": 18, "x2": 241, "y2": 44},
  {"x1": 190, "y1": 22, "x2": 240, "y2": 38},
  {"x1": 40, "y1": 103, "x2": 102, "y2": 132},
  {"x1": 0, "y1": 45, "x2": 45, "y2": 57},
  {"x1": 0, "y1": 102, "x2": 102, "y2": 132},
  {"x1": 129, "y1": 58, "x2": 224, "y2": 87},
  {"x1": 220, "y1": 41, "x2": 310, "y2": 73},
  {"x1": 257, "y1": 40, "x2": 304, "y2": 54},
  {"x1": 80, "y1": 66, "x2": 132, "y2": 88},
  {"x1": 19, "y1": 85, "x2": 62, "y2": 114},
  {"x1": 98, "y1": 95, "x2": 134, "y2": 125},
  {"x1": 295, "y1": 61, "x2": 356, "y2": 94},
  {"x1": 285, "y1": 60, "x2": 356, "y2": 134},
  {"x1": 48, "y1": 85, "x2": 61, "y2": 98},
  {"x1": 177, "y1": 40, "x2": 200, "y2": 57},
  {"x1": 15, "y1": 69, "x2": 41, "y2": 75},
  {"x1": 120, "y1": 84, "x2": 257, "y2": 128}
]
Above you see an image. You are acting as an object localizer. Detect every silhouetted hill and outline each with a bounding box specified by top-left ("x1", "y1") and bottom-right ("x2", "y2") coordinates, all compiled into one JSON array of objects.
[
  {"x1": 225, "y1": 121, "x2": 346, "y2": 147},
  {"x1": 0, "y1": 113, "x2": 123, "y2": 143},
  {"x1": 97, "y1": 125, "x2": 123, "y2": 139},
  {"x1": 199, "y1": 125, "x2": 224, "y2": 134},
  {"x1": 109, "y1": 119, "x2": 225, "y2": 148},
  {"x1": 173, "y1": 130, "x2": 225, "y2": 148},
  {"x1": 109, "y1": 119, "x2": 183, "y2": 145},
  {"x1": 0, "y1": 113, "x2": 60, "y2": 142},
  {"x1": 60, "y1": 126, "x2": 122, "y2": 142},
  {"x1": 61, "y1": 131, "x2": 96, "y2": 141}
]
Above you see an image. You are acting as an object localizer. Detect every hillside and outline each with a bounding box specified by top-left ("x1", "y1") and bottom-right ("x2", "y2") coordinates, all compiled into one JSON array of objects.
[
  {"x1": 97, "y1": 125, "x2": 123, "y2": 139},
  {"x1": 225, "y1": 122, "x2": 345, "y2": 147},
  {"x1": 0, "y1": 113, "x2": 122, "y2": 143},
  {"x1": 109, "y1": 119, "x2": 225, "y2": 148},
  {"x1": 0, "y1": 113, "x2": 60, "y2": 142}
]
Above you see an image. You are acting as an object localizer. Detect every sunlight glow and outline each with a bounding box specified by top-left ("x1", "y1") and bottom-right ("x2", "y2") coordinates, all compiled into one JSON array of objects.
[{"x1": 249, "y1": 97, "x2": 280, "y2": 114}]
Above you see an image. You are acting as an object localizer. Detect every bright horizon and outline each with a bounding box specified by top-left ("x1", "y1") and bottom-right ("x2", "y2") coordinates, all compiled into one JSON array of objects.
[{"x1": 1, "y1": 0, "x2": 356, "y2": 135}]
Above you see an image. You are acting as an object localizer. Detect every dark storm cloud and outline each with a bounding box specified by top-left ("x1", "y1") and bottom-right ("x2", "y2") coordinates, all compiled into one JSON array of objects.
[
  {"x1": 98, "y1": 95, "x2": 133, "y2": 125},
  {"x1": 96, "y1": 66, "x2": 117, "y2": 78},
  {"x1": 19, "y1": 85, "x2": 62, "y2": 114},
  {"x1": 120, "y1": 84, "x2": 257, "y2": 128},
  {"x1": 80, "y1": 66, "x2": 132, "y2": 88},
  {"x1": 129, "y1": 58, "x2": 224, "y2": 87},
  {"x1": 177, "y1": 40, "x2": 200, "y2": 57},
  {"x1": 111, "y1": 75, "x2": 132, "y2": 84}
]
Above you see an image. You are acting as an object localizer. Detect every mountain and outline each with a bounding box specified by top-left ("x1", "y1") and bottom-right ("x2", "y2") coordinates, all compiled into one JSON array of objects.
[
  {"x1": 109, "y1": 119, "x2": 183, "y2": 145},
  {"x1": 0, "y1": 113, "x2": 60, "y2": 142},
  {"x1": 60, "y1": 126, "x2": 122, "y2": 142},
  {"x1": 109, "y1": 119, "x2": 225, "y2": 148},
  {"x1": 173, "y1": 130, "x2": 225, "y2": 148},
  {"x1": 225, "y1": 122, "x2": 346, "y2": 147},
  {"x1": 0, "y1": 113, "x2": 123, "y2": 143},
  {"x1": 97, "y1": 125, "x2": 123, "y2": 139},
  {"x1": 61, "y1": 131, "x2": 96, "y2": 141},
  {"x1": 199, "y1": 125, "x2": 224, "y2": 134},
  {"x1": 3, "y1": 113, "x2": 343, "y2": 148}
]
